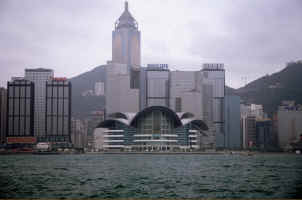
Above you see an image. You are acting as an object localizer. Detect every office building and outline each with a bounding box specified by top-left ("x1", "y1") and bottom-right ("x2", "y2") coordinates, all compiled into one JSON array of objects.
[
  {"x1": 170, "y1": 71, "x2": 202, "y2": 118},
  {"x1": 112, "y1": 1, "x2": 140, "y2": 89},
  {"x1": 256, "y1": 119, "x2": 273, "y2": 150},
  {"x1": 201, "y1": 64, "x2": 225, "y2": 149},
  {"x1": 251, "y1": 104, "x2": 264, "y2": 119},
  {"x1": 112, "y1": 1, "x2": 140, "y2": 68},
  {"x1": 87, "y1": 110, "x2": 105, "y2": 150},
  {"x1": 45, "y1": 77, "x2": 71, "y2": 142},
  {"x1": 71, "y1": 118, "x2": 87, "y2": 148},
  {"x1": 241, "y1": 115, "x2": 256, "y2": 148},
  {"x1": 25, "y1": 68, "x2": 54, "y2": 139},
  {"x1": 216, "y1": 95, "x2": 241, "y2": 149},
  {"x1": 6, "y1": 79, "x2": 35, "y2": 144},
  {"x1": 105, "y1": 62, "x2": 139, "y2": 115},
  {"x1": 201, "y1": 64, "x2": 225, "y2": 130},
  {"x1": 105, "y1": 2, "x2": 141, "y2": 114},
  {"x1": 0, "y1": 88, "x2": 7, "y2": 144},
  {"x1": 144, "y1": 64, "x2": 170, "y2": 108},
  {"x1": 277, "y1": 101, "x2": 302, "y2": 150}
]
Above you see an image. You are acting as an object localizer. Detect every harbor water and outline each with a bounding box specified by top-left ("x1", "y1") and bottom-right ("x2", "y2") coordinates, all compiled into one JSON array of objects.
[{"x1": 0, "y1": 153, "x2": 302, "y2": 198}]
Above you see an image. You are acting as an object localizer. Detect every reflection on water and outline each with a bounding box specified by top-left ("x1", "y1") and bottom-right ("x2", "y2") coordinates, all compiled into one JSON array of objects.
[{"x1": 0, "y1": 154, "x2": 302, "y2": 198}]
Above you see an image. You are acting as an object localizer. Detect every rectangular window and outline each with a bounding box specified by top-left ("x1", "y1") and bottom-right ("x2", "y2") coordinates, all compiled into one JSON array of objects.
[
  {"x1": 153, "y1": 111, "x2": 161, "y2": 133},
  {"x1": 175, "y1": 97, "x2": 182, "y2": 112}
]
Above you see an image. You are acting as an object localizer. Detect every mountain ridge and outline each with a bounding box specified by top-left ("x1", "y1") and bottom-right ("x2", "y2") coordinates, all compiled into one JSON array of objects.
[{"x1": 69, "y1": 61, "x2": 302, "y2": 118}]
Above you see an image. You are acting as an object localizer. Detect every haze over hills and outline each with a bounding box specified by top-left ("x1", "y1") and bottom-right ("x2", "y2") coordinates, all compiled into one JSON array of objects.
[
  {"x1": 70, "y1": 65, "x2": 106, "y2": 118},
  {"x1": 69, "y1": 61, "x2": 302, "y2": 118},
  {"x1": 235, "y1": 61, "x2": 302, "y2": 115}
]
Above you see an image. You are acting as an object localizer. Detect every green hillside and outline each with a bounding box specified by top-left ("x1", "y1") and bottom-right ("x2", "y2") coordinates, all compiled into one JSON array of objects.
[
  {"x1": 236, "y1": 61, "x2": 302, "y2": 115},
  {"x1": 70, "y1": 65, "x2": 106, "y2": 118}
]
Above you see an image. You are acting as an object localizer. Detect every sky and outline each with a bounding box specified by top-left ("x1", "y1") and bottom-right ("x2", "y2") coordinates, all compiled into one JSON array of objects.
[{"x1": 0, "y1": 0, "x2": 301, "y2": 89}]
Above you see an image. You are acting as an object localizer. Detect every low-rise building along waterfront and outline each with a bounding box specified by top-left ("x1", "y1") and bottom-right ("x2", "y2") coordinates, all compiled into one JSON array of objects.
[{"x1": 93, "y1": 106, "x2": 208, "y2": 151}]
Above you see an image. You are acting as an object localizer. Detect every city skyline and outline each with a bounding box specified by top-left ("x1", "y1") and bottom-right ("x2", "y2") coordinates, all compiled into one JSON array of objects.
[{"x1": 1, "y1": 0, "x2": 302, "y2": 88}]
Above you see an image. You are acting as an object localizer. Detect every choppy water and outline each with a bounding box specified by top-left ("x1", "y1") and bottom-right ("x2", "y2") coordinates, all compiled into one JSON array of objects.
[{"x1": 0, "y1": 153, "x2": 302, "y2": 198}]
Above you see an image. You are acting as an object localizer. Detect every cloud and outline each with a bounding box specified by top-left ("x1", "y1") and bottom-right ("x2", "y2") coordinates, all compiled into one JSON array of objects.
[{"x1": 0, "y1": 0, "x2": 301, "y2": 88}]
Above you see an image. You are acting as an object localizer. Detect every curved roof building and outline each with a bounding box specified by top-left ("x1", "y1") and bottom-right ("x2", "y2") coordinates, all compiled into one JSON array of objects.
[{"x1": 95, "y1": 106, "x2": 208, "y2": 151}]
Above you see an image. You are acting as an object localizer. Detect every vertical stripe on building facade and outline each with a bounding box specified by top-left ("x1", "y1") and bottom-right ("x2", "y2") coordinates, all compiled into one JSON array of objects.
[{"x1": 6, "y1": 80, "x2": 34, "y2": 137}]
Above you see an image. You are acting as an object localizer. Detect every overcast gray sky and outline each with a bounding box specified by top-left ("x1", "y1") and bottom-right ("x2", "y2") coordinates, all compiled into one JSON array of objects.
[{"x1": 0, "y1": 0, "x2": 301, "y2": 88}]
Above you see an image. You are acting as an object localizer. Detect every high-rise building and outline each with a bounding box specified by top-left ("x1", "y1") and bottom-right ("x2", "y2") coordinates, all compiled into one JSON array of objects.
[
  {"x1": 45, "y1": 77, "x2": 71, "y2": 142},
  {"x1": 144, "y1": 64, "x2": 170, "y2": 108},
  {"x1": 0, "y1": 88, "x2": 7, "y2": 144},
  {"x1": 112, "y1": 1, "x2": 141, "y2": 89},
  {"x1": 71, "y1": 118, "x2": 87, "y2": 149},
  {"x1": 170, "y1": 71, "x2": 202, "y2": 118},
  {"x1": 25, "y1": 68, "x2": 54, "y2": 140},
  {"x1": 201, "y1": 64, "x2": 225, "y2": 148},
  {"x1": 256, "y1": 119, "x2": 273, "y2": 150},
  {"x1": 105, "y1": 62, "x2": 139, "y2": 115},
  {"x1": 241, "y1": 115, "x2": 256, "y2": 149},
  {"x1": 6, "y1": 79, "x2": 35, "y2": 142},
  {"x1": 112, "y1": 1, "x2": 141, "y2": 68},
  {"x1": 217, "y1": 95, "x2": 241, "y2": 149},
  {"x1": 277, "y1": 101, "x2": 302, "y2": 150}
]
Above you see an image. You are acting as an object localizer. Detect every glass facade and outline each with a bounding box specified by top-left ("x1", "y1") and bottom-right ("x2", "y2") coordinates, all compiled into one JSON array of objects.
[
  {"x1": 135, "y1": 110, "x2": 176, "y2": 147},
  {"x1": 96, "y1": 106, "x2": 208, "y2": 151}
]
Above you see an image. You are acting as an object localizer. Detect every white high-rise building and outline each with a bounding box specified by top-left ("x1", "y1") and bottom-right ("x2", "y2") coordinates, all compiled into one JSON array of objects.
[
  {"x1": 25, "y1": 68, "x2": 54, "y2": 139},
  {"x1": 105, "y1": 63, "x2": 139, "y2": 115}
]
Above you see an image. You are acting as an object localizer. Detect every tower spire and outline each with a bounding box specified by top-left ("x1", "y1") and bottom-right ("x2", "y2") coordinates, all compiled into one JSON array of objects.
[{"x1": 125, "y1": 1, "x2": 128, "y2": 11}]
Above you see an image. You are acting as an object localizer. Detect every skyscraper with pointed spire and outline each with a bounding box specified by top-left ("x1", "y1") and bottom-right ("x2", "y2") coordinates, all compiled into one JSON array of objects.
[{"x1": 112, "y1": 1, "x2": 141, "y2": 68}]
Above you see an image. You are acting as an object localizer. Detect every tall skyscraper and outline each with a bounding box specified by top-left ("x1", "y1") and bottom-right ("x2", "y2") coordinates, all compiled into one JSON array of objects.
[
  {"x1": 222, "y1": 95, "x2": 241, "y2": 149},
  {"x1": 105, "y1": 62, "x2": 139, "y2": 115},
  {"x1": 105, "y1": 2, "x2": 141, "y2": 115},
  {"x1": 25, "y1": 68, "x2": 54, "y2": 140},
  {"x1": 112, "y1": 1, "x2": 141, "y2": 68},
  {"x1": 0, "y1": 88, "x2": 7, "y2": 144},
  {"x1": 201, "y1": 64, "x2": 225, "y2": 147},
  {"x1": 45, "y1": 77, "x2": 71, "y2": 142},
  {"x1": 6, "y1": 79, "x2": 35, "y2": 139}
]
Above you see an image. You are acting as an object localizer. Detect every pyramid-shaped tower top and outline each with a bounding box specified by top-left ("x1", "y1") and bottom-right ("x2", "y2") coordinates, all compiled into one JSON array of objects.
[{"x1": 115, "y1": 1, "x2": 138, "y2": 30}]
